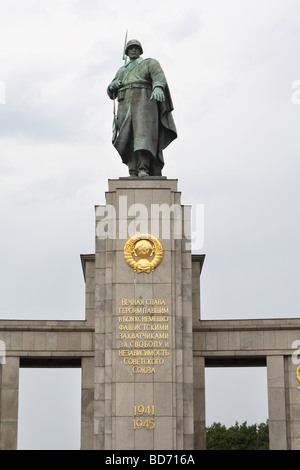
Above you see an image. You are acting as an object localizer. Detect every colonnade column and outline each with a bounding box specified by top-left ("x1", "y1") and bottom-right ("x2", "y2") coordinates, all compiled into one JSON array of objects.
[
  {"x1": 267, "y1": 355, "x2": 287, "y2": 450},
  {"x1": 0, "y1": 357, "x2": 19, "y2": 450}
]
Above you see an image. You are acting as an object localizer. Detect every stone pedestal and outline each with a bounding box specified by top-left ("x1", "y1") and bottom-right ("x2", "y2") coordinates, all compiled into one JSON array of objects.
[{"x1": 93, "y1": 178, "x2": 194, "y2": 450}]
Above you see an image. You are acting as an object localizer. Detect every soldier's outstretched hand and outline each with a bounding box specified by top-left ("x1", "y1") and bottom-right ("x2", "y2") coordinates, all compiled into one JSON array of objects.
[{"x1": 150, "y1": 87, "x2": 165, "y2": 102}]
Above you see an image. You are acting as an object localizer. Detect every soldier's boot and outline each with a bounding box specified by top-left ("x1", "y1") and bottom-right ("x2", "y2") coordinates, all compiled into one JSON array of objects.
[{"x1": 136, "y1": 150, "x2": 150, "y2": 177}]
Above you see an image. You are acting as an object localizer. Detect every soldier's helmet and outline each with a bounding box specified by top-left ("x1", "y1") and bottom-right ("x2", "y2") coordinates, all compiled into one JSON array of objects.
[{"x1": 125, "y1": 39, "x2": 143, "y2": 55}]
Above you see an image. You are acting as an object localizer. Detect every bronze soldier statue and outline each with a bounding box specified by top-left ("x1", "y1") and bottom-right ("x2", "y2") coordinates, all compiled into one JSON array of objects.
[{"x1": 107, "y1": 39, "x2": 177, "y2": 177}]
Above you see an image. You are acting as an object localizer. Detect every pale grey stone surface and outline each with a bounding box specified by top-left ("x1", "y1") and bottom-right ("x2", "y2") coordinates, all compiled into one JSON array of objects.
[
  {"x1": 93, "y1": 179, "x2": 195, "y2": 449},
  {"x1": 1, "y1": 179, "x2": 300, "y2": 450}
]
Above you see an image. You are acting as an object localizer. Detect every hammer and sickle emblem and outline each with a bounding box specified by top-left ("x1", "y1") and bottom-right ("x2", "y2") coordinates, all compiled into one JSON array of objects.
[{"x1": 124, "y1": 234, "x2": 163, "y2": 273}]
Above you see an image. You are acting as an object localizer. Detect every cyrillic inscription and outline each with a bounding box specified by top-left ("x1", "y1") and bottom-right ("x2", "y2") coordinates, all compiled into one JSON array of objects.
[{"x1": 118, "y1": 298, "x2": 170, "y2": 374}]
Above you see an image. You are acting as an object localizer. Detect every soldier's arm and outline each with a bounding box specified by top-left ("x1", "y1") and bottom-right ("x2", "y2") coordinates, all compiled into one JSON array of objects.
[
  {"x1": 107, "y1": 71, "x2": 123, "y2": 99},
  {"x1": 148, "y1": 59, "x2": 166, "y2": 102}
]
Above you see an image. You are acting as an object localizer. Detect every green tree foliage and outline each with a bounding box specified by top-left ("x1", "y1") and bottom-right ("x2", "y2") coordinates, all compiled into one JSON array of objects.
[{"x1": 206, "y1": 421, "x2": 269, "y2": 450}]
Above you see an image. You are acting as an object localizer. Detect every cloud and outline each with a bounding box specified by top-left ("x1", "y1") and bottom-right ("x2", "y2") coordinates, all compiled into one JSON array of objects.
[
  {"x1": 1, "y1": 59, "x2": 109, "y2": 143},
  {"x1": 0, "y1": 0, "x2": 299, "y2": 322},
  {"x1": 0, "y1": 1, "x2": 116, "y2": 144}
]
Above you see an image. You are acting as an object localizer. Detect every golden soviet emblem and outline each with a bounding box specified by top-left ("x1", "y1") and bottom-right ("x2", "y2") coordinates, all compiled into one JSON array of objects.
[
  {"x1": 297, "y1": 365, "x2": 300, "y2": 389},
  {"x1": 124, "y1": 234, "x2": 163, "y2": 273}
]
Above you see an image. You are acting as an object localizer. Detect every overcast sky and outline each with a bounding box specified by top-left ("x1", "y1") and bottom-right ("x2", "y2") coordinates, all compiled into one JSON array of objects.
[{"x1": 1, "y1": 0, "x2": 299, "y2": 449}]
